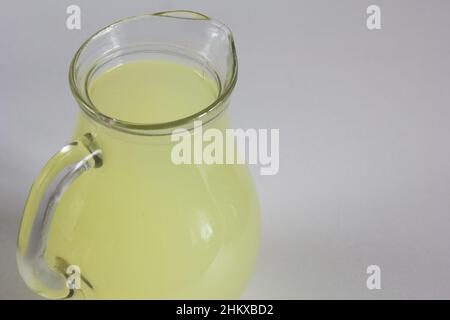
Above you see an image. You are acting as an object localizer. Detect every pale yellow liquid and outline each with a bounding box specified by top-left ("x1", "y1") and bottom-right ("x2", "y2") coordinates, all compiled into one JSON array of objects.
[
  {"x1": 88, "y1": 60, "x2": 219, "y2": 124},
  {"x1": 18, "y1": 60, "x2": 260, "y2": 299}
]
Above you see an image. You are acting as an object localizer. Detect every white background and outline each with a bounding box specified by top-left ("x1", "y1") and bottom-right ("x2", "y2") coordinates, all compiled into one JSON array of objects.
[{"x1": 1, "y1": 0, "x2": 450, "y2": 299}]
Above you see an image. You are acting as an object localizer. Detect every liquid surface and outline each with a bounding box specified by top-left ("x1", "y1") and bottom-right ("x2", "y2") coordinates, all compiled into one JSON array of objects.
[
  {"x1": 88, "y1": 60, "x2": 219, "y2": 124},
  {"x1": 18, "y1": 59, "x2": 260, "y2": 299}
]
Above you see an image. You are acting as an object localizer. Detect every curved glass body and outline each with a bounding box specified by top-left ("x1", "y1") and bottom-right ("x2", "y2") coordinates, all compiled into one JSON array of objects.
[{"x1": 17, "y1": 11, "x2": 260, "y2": 299}]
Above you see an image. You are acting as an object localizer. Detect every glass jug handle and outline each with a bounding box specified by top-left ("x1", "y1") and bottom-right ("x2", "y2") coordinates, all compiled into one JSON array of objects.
[{"x1": 17, "y1": 133, "x2": 102, "y2": 299}]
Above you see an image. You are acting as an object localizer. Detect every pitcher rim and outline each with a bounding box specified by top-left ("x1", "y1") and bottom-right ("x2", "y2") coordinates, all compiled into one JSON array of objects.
[{"x1": 68, "y1": 11, "x2": 238, "y2": 136}]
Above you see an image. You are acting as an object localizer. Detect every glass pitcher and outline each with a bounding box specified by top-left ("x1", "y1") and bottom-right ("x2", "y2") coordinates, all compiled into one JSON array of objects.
[{"x1": 17, "y1": 11, "x2": 260, "y2": 299}]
